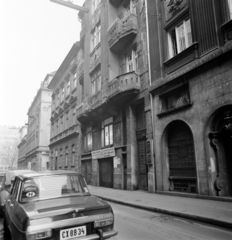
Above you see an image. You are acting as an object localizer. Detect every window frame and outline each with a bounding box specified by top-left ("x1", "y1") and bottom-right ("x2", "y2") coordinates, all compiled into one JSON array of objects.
[
  {"x1": 84, "y1": 129, "x2": 93, "y2": 152},
  {"x1": 101, "y1": 117, "x2": 113, "y2": 148},
  {"x1": 167, "y1": 16, "x2": 193, "y2": 59}
]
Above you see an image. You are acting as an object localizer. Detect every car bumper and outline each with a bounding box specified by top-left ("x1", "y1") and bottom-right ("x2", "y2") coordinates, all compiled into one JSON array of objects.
[{"x1": 65, "y1": 230, "x2": 118, "y2": 240}]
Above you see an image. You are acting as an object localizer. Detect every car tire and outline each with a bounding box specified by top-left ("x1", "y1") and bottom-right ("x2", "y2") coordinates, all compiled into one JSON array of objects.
[{"x1": 4, "y1": 219, "x2": 11, "y2": 240}]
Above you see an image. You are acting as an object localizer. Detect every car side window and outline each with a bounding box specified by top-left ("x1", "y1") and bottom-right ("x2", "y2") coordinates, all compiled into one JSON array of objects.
[{"x1": 11, "y1": 179, "x2": 21, "y2": 200}]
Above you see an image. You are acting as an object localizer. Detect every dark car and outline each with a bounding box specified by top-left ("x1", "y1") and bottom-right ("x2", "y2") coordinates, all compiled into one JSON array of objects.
[
  {"x1": 0, "y1": 169, "x2": 36, "y2": 217},
  {"x1": 0, "y1": 171, "x2": 5, "y2": 188},
  {"x1": 4, "y1": 170, "x2": 118, "y2": 240}
]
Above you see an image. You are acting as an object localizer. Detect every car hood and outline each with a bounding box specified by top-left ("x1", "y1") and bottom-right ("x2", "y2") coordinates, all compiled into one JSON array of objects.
[{"x1": 22, "y1": 195, "x2": 110, "y2": 219}]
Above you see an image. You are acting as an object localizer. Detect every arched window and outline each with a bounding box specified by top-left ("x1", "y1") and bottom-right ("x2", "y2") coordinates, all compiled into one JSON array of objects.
[{"x1": 168, "y1": 121, "x2": 197, "y2": 193}]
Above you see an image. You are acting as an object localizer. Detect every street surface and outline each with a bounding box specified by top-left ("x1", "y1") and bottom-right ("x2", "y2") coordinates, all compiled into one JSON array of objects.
[
  {"x1": 0, "y1": 203, "x2": 232, "y2": 240},
  {"x1": 111, "y1": 202, "x2": 232, "y2": 240}
]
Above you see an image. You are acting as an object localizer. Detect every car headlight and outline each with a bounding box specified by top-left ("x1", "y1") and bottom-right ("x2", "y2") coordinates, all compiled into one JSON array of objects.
[
  {"x1": 26, "y1": 229, "x2": 52, "y2": 240},
  {"x1": 94, "y1": 218, "x2": 114, "y2": 228}
]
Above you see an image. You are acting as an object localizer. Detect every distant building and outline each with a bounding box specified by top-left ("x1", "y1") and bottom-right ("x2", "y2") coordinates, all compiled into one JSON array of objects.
[
  {"x1": 48, "y1": 42, "x2": 81, "y2": 173},
  {"x1": 0, "y1": 125, "x2": 20, "y2": 170},
  {"x1": 19, "y1": 73, "x2": 54, "y2": 171},
  {"x1": 17, "y1": 125, "x2": 28, "y2": 169}
]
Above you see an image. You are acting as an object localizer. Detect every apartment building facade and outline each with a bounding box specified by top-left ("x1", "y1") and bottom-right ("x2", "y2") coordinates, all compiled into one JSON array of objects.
[
  {"x1": 17, "y1": 125, "x2": 28, "y2": 169},
  {"x1": 48, "y1": 42, "x2": 82, "y2": 173},
  {"x1": 147, "y1": 0, "x2": 232, "y2": 197},
  {"x1": 77, "y1": 0, "x2": 154, "y2": 191},
  {"x1": 24, "y1": 73, "x2": 54, "y2": 171}
]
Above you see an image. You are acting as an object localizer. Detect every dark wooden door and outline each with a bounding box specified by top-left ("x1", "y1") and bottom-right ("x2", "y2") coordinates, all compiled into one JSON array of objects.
[
  {"x1": 99, "y1": 158, "x2": 113, "y2": 188},
  {"x1": 81, "y1": 160, "x2": 92, "y2": 184},
  {"x1": 137, "y1": 138, "x2": 148, "y2": 190}
]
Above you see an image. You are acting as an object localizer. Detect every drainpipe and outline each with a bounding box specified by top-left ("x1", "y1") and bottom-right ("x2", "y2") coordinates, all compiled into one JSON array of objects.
[{"x1": 145, "y1": 0, "x2": 157, "y2": 193}]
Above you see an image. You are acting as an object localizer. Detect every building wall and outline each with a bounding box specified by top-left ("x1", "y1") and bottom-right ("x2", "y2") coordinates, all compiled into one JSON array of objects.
[
  {"x1": 77, "y1": 0, "x2": 153, "y2": 191},
  {"x1": 149, "y1": 0, "x2": 232, "y2": 197}
]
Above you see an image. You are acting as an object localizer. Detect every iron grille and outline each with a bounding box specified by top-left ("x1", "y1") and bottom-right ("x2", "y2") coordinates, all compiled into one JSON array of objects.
[
  {"x1": 168, "y1": 122, "x2": 197, "y2": 193},
  {"x1": 167, "y1": 90, "x2": 189, "y2": 110},
  {"x1": 173, "y1": 179, "x2": 197, "y2": 193}
]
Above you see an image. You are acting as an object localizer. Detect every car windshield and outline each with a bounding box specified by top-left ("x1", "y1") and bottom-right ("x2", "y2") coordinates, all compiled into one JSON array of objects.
[{"x1": 20, "y1": 174, "x2": 90, "y2": 202}]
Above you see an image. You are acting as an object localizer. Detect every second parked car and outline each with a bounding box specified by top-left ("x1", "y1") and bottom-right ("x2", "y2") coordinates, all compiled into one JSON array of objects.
[{"x1": 0, "y1": 169, "x2": 35, "y2": 217}]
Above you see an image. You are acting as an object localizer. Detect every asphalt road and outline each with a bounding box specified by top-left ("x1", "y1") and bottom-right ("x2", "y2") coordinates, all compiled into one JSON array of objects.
[
  {"x1": 0, "y1": 203, "x2": 232, "y2": 240},
  {"x1": 111, "y1": 202, "x2": 232, "y2": 240}
]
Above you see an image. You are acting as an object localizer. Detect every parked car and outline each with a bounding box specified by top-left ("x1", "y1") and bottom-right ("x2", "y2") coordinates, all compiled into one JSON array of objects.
[
  {"x1": 4, "y1": 170, "x2": 118, "y2": 240},
  {"x1": 0, "y1": 169, "x2": 35, "y2": 217},
  {"x1": 0, "y1": 171, "x2": 5, "y2": 188}
]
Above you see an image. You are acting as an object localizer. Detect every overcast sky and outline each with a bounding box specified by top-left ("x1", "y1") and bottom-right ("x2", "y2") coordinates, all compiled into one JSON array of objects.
[{"x1": 0, "y1": 0, "x2": 85, "y2": 127}]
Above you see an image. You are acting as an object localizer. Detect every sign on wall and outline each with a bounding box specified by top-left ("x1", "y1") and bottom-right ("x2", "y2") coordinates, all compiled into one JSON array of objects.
[{"x1": 91, "y1": 147, "x2": 115, "y2": 160}]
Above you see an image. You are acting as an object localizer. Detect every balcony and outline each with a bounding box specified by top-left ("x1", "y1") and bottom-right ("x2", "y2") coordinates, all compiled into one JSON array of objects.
[
  {"x1": 76, "y1": 98, "x2": 92, "y2": 124},
  {"x1": 108, "y1": 14, "x2": 138, "y2": 52},
  {"x1": 107, "y1": 71, "x2": 140, "y2": 104},
  {"x1": 50, "y1": 125, "x2": 79, "y2": 146}
]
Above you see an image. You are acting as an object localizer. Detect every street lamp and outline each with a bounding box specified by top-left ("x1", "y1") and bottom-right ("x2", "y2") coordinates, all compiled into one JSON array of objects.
[{"x1": 50, "y1": 0, "x2": 89, "y2": 13}]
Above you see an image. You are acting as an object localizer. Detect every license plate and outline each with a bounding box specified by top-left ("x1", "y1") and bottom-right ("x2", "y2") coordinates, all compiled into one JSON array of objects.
[{"x1": 60, "y1": 226, "x2": 86, "y2": 239}]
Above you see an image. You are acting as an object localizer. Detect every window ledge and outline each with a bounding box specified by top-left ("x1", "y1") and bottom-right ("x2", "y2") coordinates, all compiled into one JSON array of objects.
[
  {"x1": 163, "y1": 42, "x2": 198, "y2": 74},
  {"x1": 157, "y1": 102, "x2": 193, "y2": 117}
]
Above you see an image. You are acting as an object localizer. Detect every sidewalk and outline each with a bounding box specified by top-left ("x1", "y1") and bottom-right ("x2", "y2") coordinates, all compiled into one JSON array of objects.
[{"x1": 88, "y1": 185, "x2": 232, "y2": 230}]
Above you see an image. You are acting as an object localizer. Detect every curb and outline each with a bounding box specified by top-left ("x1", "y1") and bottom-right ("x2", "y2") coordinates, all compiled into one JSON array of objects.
[{"x1": 92, "y1": 194, "x2": 232, "y2": 230}]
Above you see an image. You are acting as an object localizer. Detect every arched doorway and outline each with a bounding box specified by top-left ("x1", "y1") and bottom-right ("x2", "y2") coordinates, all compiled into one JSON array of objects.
[
  {"x1": 208, "y1": 108, "x2": 232, "y2": 196},
  {"x1": 167, "y1": 121, "x2": 197, "y2": 193}
]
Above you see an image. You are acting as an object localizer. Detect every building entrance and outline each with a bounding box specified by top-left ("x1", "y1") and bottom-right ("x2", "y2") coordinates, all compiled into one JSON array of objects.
[
  {"x1": 209, "y1": 109, "x2": 232, "y2": 196},
  {"x1": 81, "y1": 160, "x2": 92, "y2": 184},
  {"x1": 99, "y1": 158, "x2": 113, "y2": 188}
]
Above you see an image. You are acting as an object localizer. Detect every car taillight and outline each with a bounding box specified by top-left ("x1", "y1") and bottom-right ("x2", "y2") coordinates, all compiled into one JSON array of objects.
[
  {"x1": 26, "y1": 230, "x2": 52, "y2": 240},
  {"x1": 94, "y1": 218, "x2": 114, "y2": 228}
]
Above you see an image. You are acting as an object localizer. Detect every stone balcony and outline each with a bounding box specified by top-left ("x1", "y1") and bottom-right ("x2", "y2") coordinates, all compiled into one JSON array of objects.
[
  {"x1": 50, "y1": 125, "x2": 79, "y2": 146},
  {"x1": 108, "y1": 14, "x2": 138, "y2": 52},
  {"x1": 107, "y1": 71, "x2": 140, "y2": 104}
]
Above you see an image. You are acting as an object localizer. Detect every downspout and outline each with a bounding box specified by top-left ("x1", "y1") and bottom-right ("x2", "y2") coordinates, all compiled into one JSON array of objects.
[{"x1": 144, "y1": 0, "x2": 157, "y2": 192}]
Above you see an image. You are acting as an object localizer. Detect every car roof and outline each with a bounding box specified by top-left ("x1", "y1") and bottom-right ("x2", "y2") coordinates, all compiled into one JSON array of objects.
[
  {"x1": 5, "y1": 170, "x2": 36, "y2": 184},
  {"x1": 17, "y1": 170, "x2": 83, "y2": 180}
]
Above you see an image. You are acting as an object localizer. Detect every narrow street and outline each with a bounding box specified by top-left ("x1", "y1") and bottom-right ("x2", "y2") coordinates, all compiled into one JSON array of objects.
[{"x1": 111, "y1": 202, "x2": 232, "y2": 240}]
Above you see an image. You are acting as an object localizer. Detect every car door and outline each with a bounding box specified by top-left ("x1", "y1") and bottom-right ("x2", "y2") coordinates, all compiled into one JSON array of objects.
[{"x1": 5, "y1": 177, "x2": 24, "y2": 240}]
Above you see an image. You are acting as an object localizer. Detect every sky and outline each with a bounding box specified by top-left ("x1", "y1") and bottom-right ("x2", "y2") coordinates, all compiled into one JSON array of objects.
[{"x1": 0, "y1": 0, "x2": 85, "y2": 127}]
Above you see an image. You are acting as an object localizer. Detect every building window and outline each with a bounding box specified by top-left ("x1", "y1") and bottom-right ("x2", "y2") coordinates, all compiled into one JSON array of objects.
[
  {"x1": 72, "y1": 145, "x2": 75, "y2": 166},
  {"x1": 66, "y1": 80, "x2": 70, "y2": 96},
  {"x1": 126, "y1": 50, "x2": 137, "y2": 72},
  {"x1": 66, "y1": 111, "x2": 69, "y2": 130},
  {"x1": 65, "y1": 147, "x2": 68, "y2": 166},
  {"x1": 60, "y1": 149, "x2": 62, "y2": 167},
  {"x1": 123, "y1": 0, "x2": 136, "y2": 16},
  {"x1": 73, "y1": 72, "x2": 77, "y2": 89},
  {"x1": 91, "y1": 68, "x2": 101, "y2": 95},
  {"x1": 167, "y1": 17, "x2": 192, "y2": 59},
  {"x1": 227, "y1": 0, "x2": 232, "y2": 18},
  {"x1": 61, "y1": 87, "x2": 65, "y2": 102},
  {"x1": 91, "y1": 24, "x2": 101, "y2": 52},
  {"x1": 101, "y1": 117, "x2": 113, "y2": 148},
  {"x1": 72, "y1": 108, "x2": 76, "y2": 125},
  {"x1": 84, "y1": 128, "x2": 92, "y2": 152},
  {"x1": 160, "y1": 85, "x2": 190, "y2": 113},
  {"x1": 92, "y1": 0, "x2": 100, "y2": 13}
]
